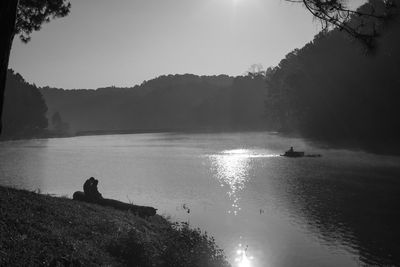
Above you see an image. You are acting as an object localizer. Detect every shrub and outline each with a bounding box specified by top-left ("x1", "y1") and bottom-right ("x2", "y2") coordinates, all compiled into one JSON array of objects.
[{"x1": 107, "y1": 222, "x2": 230, "y2": 267}]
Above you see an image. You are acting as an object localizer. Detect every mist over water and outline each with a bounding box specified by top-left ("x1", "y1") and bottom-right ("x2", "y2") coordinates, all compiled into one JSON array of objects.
[{"x1": 1, "y1": 132, "x2": 399, "y2": 266}]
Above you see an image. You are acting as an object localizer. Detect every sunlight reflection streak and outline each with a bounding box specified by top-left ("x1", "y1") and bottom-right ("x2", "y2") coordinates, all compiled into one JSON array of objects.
[
  {"x1": 210, "y1": 150, "x2": 251, "y2": 215},
  {"x1": 209, "y1": 149, "x2": 277, "y2": 215},
  {"x1": 235, "y1": 244, "x2": 254, "y2": 267},
  {"x1": 209, "y1": 149, "x2": 273, "y2": 266}
]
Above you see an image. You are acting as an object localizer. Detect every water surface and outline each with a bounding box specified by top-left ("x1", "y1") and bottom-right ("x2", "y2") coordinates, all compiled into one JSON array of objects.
[{"x1": 1, "y1": 132, "x2": 399, "y2": 266}]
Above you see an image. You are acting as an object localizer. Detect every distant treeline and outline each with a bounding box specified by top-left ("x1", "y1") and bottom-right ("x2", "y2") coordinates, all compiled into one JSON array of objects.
[
  {"x1": 1, "y1": 70, "x2": 48, "y2": 139},
  {"x1": 40, "y1": 74, "x2": 267, "y2": 134},
  {"x1": 264, "y1": 0, "x2": 400, "y2": 154},
  {"x1": 2, "y1": 0, "x2": 400, "y2": 155}
]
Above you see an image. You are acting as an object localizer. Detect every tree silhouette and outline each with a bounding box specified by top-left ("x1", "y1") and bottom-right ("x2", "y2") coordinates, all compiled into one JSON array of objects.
[
  {"x1": 264, "y1": 1, "x2": 400, "y2": 154},
  {"x1": 290, "y1": 0, "x2": 397, "y2": 47},
  {"x1": 0, "y1": 0, "x2": 70, "y2": 133},
  {"x1": 2, "y1": 70, "x2": 48, "y2": 138},
  {"x1": 51, "y1": 111, "x2": 69, "y2": 134}
]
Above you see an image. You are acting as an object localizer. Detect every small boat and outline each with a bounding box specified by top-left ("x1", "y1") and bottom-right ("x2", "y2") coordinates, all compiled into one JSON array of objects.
[
  {"x1": 281, "y1": 150, "x2": 305, "y2": 157},
  {"x1": 281, "y1": 146, "x2": 322, "y2": 158}
]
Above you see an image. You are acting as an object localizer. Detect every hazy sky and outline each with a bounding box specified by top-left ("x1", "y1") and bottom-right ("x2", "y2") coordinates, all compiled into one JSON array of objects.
[{"x1": 9, "y1": 0, "x2": 365, "y2": 89}]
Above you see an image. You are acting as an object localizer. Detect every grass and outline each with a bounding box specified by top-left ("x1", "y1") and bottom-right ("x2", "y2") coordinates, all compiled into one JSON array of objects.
[{"x1": 0, "y1": 186, "x2": 230, "y2": 267}]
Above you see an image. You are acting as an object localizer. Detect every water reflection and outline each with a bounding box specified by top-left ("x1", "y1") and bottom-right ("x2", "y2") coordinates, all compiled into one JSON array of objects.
[
  {"x1": 3, "y1": 133, "x2": 400, "y2": 266},
  {"x1": 209, "y1": 149, "x2": 279, "y2": 266},
  {"x1": 209, "y1": 149, "x2": 279, "y2": 215},
  {"x1": 235, "y1": 244, "x2": 254, "y2": 267},
  {"x1": 209, "y1": 149, "x2": 252, "y2": 215},
  {"x1": 277, "y1": 159, "x2": 400, "y2": 266}
]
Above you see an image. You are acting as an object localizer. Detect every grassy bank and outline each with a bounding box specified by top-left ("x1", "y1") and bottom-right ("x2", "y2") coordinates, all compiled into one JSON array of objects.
[{"x1": 0, "y1": 186, "x2": 230, "y2": 267}]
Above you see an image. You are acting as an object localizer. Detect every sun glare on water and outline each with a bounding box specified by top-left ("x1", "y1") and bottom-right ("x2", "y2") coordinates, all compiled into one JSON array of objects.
[
  {"x1": 235, "y1": 244, "x2": 254, "y2": 267},
  {"x1": 209, "y1": 149, "x2": 278, "y2": 215}
]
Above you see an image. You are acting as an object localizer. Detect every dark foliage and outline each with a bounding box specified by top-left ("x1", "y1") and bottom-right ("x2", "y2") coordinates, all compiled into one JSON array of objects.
[
  {"x1": 40, "y1": 74, "x2": 267, "y2": 134},
  {"x1": 16, "y1": 0, "x2": 71, "y2": 43},
  {"x1": 1, "y1": 70, "x2": 48, "y2": 138},
  {"x1": 50, "y1": 111, "x2": 70, "y2": 135},
  {"x1": 293, "y1": 0, "x2": 397, "y2": 47},
  {"x1": 107, "y1": 230, "x2": 151, "y2": 267},
  {"x1": 107, "y1": 222, "x2": 230, "y2": 267},
  {"x1": 161, "y1": 222, "x2": 229, "y2": 267},
  {"x1": 264, "y1": 0, "x2": 400, "y2": 154}
]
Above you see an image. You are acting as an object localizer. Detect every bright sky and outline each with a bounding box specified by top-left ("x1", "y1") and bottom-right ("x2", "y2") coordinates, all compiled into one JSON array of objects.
[{"x1": 9, "y1": 0, "x2": 365, "y2": 89}]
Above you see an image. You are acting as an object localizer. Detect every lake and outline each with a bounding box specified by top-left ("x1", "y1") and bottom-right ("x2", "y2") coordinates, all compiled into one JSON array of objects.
[{"x1": 0, "y1": 132, "x2": 399, "y2": 267}]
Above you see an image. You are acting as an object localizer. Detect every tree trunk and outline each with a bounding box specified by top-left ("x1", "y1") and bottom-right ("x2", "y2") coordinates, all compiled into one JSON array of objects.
[{"x1": 0, "y1": 0, "x2": 18, "y2": 134}]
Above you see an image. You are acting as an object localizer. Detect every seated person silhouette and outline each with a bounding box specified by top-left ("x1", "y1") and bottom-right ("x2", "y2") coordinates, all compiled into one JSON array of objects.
[
  {"x1": 92, "y1": 179, "x2": 103, "y2": 199},
  {"x1": 74, "y1": 177, "x2": 156, "y2": 217},
  {"x1": 83, "y1": 177, "x2": 94, "y2": 195},
  {"x1": 83, "y1": 177, "x2": 103, "y2": 202}
]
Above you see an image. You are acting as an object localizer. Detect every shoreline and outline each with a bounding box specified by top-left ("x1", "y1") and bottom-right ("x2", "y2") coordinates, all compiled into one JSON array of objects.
[
  {"x1": 0, "y1": 127, "x2": 270, "y2": 142},
  {"x1": 0, "y1": 185, "x2": 230, "y2": 266},
  {"x1": 1, "y1": 128, "x2": 400, "y2": 156}
]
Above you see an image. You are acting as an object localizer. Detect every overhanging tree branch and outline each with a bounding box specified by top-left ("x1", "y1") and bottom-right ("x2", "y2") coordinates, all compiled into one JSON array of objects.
[{"x1": 294, "y1": 0, "x2": 397, "y2": 47}]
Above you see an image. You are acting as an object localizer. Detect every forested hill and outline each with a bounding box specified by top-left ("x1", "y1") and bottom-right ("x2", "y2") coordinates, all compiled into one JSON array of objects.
[
  {"x1": 1, "y1": 70, "x2": 48, "y2": 139},
  {"x1": 40, "y1": 74, "x2": 267, "y2": 134},
  {"x1": 263, "y1": 0, "x2": 400, "y2": 154}
]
